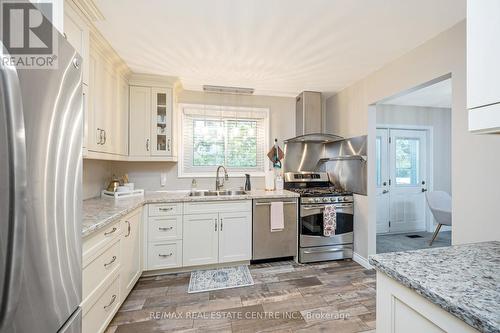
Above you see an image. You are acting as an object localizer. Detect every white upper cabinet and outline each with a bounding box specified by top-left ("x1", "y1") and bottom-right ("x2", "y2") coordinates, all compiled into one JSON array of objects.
[
  {"x1": 151, "y1": 88, "x2": 173, "y2": 156},
  {"x1": 129, "y1": 74, "x2": 178, "y2": 161},
  {"x1": 129, "y1": 86, "x2": 152, "y2": 157},
  {"x1": 467, "y1": 0, "x2": 500, "y2": 133},
  {"x1": 63, "y1": 2, "x2": 90, "y2": 85}
]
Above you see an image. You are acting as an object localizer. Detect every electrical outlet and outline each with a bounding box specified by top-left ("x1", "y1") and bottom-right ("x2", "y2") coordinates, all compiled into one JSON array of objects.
[{"x1": 160, "y1": 172, "x2": 167, "y2": 187}]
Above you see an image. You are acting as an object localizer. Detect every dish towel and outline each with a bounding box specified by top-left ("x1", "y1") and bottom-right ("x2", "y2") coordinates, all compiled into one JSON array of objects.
[
  {"x1": 323, "y1": 205, "x2": 337, "y2": 237},
  {"x1": 270, "y1": 201, "x2": 284, "y2": 232}
]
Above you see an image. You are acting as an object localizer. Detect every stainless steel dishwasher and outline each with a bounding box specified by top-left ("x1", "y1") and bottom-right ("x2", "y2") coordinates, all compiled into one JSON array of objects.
[{"x1": 252, "y1": 198, "x2": 298, "y2": 260}]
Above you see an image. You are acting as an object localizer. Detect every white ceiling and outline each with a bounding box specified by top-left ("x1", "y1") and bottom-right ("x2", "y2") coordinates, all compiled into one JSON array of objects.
[
  {"x1": 93, "y1": 0, "x2": 465, "y2": 97},
  {"x1": 380, "y1": 78, "x2": 452, "y2": 108}
]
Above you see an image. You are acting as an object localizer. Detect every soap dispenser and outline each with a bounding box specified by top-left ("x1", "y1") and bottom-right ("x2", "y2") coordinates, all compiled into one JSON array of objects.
[{"x1": 244, "y1": 174, "x2": 251, "y2": 191}]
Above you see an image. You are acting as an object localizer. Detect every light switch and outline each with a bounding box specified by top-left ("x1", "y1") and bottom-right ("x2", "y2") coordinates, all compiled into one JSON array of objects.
[{"x1": 160, "y1": 172, "x2": 167, "y2": 187}]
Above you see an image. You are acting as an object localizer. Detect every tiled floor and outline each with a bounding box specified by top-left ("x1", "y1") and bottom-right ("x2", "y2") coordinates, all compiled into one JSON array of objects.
[
  {"x1": 376, "y1": 231, "x2": 451, "y2": 254},
  {"x1": 106, "y1": 260, "x2": 376, "y2": 333}
]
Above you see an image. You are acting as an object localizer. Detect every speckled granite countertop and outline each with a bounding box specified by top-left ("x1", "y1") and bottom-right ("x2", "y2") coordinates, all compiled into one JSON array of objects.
[
  {"x1": 83, "y1": 189, "x2": 299, "y2": 238},
  {"x1": 369, "y1": 241, "x2": 500, "y2": 333}
]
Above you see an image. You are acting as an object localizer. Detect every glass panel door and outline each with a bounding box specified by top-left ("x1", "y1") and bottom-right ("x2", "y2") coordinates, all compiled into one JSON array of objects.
[
  {"x1": 151, "y1": 87, "x2": 172, "y2": 156},
  {"x1": 388, "y1": 129, "x2": 427, "y2": 233},
  {"x1": 376, "y1": 128, "x2": 390, "y2": 234}
]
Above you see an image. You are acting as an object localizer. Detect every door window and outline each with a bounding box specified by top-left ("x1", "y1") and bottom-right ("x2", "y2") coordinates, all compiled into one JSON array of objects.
[{"x1": 395, "y1": 137, "x2": 420, "y2": 185}]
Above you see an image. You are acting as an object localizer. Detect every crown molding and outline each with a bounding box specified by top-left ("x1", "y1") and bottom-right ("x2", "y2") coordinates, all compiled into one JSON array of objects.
[
  {"x1": 129, "y1": 73, "x2": 182, "y2": 89},
  {"x1": 70, "y1": 0, "x2": 104, "y2": 22}
]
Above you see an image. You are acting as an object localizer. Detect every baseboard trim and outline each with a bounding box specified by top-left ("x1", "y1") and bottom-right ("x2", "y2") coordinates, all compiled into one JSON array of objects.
[{"x1": 353, "y1": 252, "x2": 373, "y2": 270}]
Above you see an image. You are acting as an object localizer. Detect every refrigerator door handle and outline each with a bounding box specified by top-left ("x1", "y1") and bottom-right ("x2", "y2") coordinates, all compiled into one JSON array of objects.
[{"x1": 0, "y1": 51, "x2": 28, "y2": 330}]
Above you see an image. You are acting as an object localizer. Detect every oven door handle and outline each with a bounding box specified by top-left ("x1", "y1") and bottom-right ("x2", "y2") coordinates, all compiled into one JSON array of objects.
[
  {"x1": 302, "y1": 204, "x2": 353, "y2": 210},
  {"x1": 303, "y1": 247, "x2": 347, "y2": 254}
]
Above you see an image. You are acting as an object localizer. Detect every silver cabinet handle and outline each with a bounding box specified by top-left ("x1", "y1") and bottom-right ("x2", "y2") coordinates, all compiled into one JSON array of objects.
[
  {"x1": 125, "y1": 221, "x2": 131, "y2": 237},
  {"x1": 104, "y1": 227, "x2": 117, "y2": 236},
  {"x1": 146, "y1": 138, "x2": 150, "y2": 151},
  {"x1": 103, "y1": 130, "x2": 107, "y2": 144},
  {"x1": 158, "y1": 226, "x2": 173, "y2": 231},
  {"x1": 103, "y1": 295, "x2": 117, "y2": 310},
  {"x1": 422, "y1": 188, "x2": 427, "y2": 192},
  {"x1": 220, "y1": 218, "x2": 223, "y2": 231},
  {"x1": 382, "y1": 190, "x2": 389, "y2": 194},
  {"x1": 167, "y1": 138, "x2": 170, "y2": 152},
  {"x1": 159, "y1": 207, "x2": 173, "y2": 212},
  {"x1": 158, "y1": 253, "x2": 173, "y2": 258},
  {"x1": 97, "y1": 128, "x2": 103, "y2": 144},
  {"x1": 0, "y1": 57, "x2": 28, "y2": 327},
  {"x1": 104, "y1": 256, "x2": 117, "y2": 267},
  {"x1": 214, "y1": 219, "x2": 217, "y2": 232}
]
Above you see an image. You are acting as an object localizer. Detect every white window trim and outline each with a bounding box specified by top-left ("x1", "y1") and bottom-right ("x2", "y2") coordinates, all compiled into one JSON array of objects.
[{"x1": 177, "y1": 103, "x2": 270, "y2": 178}]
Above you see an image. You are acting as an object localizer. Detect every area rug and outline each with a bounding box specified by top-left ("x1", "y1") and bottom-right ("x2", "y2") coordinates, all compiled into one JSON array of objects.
[{"x1": 188, "y1": 265, "x2": 254, "y2": 293}]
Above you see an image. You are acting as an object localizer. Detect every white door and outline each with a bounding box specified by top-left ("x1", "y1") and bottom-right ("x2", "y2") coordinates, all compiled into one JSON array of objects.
[
  {"x1": 183, "y1": 213, "x2": 219, "y2": 266},
  {"x1": 218, "y1": 212, "x2": 252, "y2": 263},
  {"x1": 389, "y1": 129, "x2": 427, "y2": 233},
  {"x1": 376, "y1": 129, "x2": 390, "y2": 233}
]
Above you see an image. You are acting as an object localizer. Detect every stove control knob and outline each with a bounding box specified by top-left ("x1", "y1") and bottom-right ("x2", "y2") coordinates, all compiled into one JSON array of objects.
[
  {"x1": 314, "y1": 198, "x2": 321, "y2": 203},
  {"x1": 322, "y1": 198, "x2": 329, "y2": 203},
  {"x1": 337, "y1": 197, "x2": 343, "y2": 202}
]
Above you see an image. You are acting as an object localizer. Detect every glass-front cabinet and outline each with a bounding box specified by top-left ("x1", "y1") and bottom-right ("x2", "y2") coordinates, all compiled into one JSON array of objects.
[{"x1": 151, "y1": 87, "x2": 172, "y2": 156}]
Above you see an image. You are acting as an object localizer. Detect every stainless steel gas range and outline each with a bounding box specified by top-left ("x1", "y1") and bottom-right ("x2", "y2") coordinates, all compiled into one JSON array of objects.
[{"x1": 284, "y1": 172, "x2": 353, "y2": 263}]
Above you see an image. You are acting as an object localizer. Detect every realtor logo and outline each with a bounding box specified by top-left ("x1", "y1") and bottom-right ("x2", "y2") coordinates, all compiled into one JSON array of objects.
[{"x1": 0, "y1": 0, "x2": 58, "y2": 68}]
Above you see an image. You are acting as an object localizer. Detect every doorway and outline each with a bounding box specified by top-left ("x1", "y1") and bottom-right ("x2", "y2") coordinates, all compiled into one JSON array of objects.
[
  {"x1": 376, "y1": 128, "x2": 428, "y2": 234},
  {"x1": 374, "y1": 77, "x2": 452, "y2": 254}
]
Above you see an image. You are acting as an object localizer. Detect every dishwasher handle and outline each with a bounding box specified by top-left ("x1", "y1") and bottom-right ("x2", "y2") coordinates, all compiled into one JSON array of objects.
[{"x1": 255, "y1": 201, "x2": 296, "y2": 206}]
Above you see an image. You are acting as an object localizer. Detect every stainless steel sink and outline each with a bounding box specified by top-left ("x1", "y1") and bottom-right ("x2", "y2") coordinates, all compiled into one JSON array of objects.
[{"x1": 188, "y1": 190, "x2": 248, "y2": 197}]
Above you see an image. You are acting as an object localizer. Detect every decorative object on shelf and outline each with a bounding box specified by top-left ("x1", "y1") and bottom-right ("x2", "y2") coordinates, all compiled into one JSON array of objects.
[
  {"x1": 188, "y1": 265, "x2": 254, "y2": 293},
  {"x1": 101, "y1": 189, "x2": 144, "y2": 199},
  {"x1": 106, "y1": 175, "x2": 121, "y2": 192},
  {"x1": 267, "y1": 138, "x2": 284, "y2": 168}
]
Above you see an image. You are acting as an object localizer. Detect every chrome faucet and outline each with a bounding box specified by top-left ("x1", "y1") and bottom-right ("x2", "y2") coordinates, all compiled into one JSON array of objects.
[{"x1": 215, "y1": 165, "x2": 229, "y2": 190}]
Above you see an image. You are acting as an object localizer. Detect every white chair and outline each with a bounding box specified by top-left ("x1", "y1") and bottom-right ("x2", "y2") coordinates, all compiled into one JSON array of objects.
[{"x1": 425, "y1": 191, "x2": 452, "y2": 246}]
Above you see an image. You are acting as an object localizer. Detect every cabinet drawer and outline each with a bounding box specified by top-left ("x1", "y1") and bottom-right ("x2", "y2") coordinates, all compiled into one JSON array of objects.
[
  {"x1": 82, "y1": 274, "x2": 120, "y2": 333},
  {"x1": 148, "y1": 216, "x2": 183, "y2": 242},
  {"x1": 147, "y1": 241, "x2": 182, "y2": 270},
  {"x1": 83, "y1": 239, "x2": 120, "y2": 301},
  {"x1": 184, "y1": 200, "x2": 252, "y2": 215},
  {"x1": 148, "y1": 203, "x2": 182, "y2": 216},
  {"x1": 83, "y1": 221, "x2": 122, "y2": 262}
]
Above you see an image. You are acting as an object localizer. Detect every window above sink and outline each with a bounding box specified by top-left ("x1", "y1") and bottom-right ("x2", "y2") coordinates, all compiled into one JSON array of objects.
[{"x1": 178, "y1": 104, "x2": 269, "y2": 178}]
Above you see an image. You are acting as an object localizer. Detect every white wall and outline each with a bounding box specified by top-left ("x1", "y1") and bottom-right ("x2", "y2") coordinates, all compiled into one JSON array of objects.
[
  {"x1": 83, "y1": 159, "x2": 112, "y2": 200},
  {"x1": 81, "y1": 90, "x2": 295, "y2": 194},
  {"x1": 325, "y1": 20, "x2": 500, "y2": 260},
  {"x1": 376, "y1": 104, "x2": 452, "y2": 193}
]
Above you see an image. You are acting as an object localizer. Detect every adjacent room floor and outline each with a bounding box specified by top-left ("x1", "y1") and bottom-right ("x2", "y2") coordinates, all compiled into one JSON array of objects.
[
  {"x1": 105, "y1": 260, "x2": 376, "y2": 333},
  {"x1": 376, "y1": 231, "x2": 451, "y2": 254}
]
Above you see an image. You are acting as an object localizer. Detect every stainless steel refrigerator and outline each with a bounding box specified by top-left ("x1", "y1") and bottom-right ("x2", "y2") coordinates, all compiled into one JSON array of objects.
[{"x1": 0, "y1": 26, "x2": 83, "y2": 333}]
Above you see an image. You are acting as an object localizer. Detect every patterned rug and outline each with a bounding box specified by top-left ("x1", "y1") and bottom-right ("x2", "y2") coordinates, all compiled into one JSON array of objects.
[{"x1": 188, "y1": 265, "x2": 254, "y2": 293}]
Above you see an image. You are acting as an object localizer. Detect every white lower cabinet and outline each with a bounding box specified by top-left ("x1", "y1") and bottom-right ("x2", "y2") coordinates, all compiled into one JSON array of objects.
[
  {"x1": 183, "y1": 201, "x2": 252, "y2": 266},
  {"x1": 218, "y1": 211, "x2": 252, "y2": 263},
  {"x1": 183, "y1": 213, "x2": 220, "y2": 266},
  {"x1": 147, "y1": 241, "x2": 183, "y2": 270},
  {"x1": 82, "y1": 207, "x2": 143, "y2": 333},
  {"x1": 120, "y1": 209, "x2": 142, "y2": 297}
]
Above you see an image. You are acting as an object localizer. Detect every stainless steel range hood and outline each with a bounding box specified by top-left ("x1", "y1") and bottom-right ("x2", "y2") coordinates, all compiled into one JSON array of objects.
[
  {"x1": 284, "y1": 132, "x2": 344, "y2": 144},
  {"x1": 296, "y1": 91, "x2": 322, "y2": 136}
]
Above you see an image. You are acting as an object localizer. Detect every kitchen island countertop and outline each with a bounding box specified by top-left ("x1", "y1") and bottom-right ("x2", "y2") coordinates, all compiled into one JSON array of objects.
[
  {"x1": 369, "y1": 241, "x2": 500, "y2": 333},
  {"x1": 82, "y1": 189, "x2": 299, "y2": 237}
]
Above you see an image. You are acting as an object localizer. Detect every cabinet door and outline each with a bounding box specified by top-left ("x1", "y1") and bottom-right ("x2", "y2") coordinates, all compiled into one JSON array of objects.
[
  {"x1": 467, "y1": 0, "x2": 500, "y2": 109},
  {"x1": 121, "y1": 210, "x2": 142, "y2": 297},
  {"x1": 64, "y1": 4, "x2": 89, "y2": 85},
  {"x1": 115, "y1": 75, "x2": 129, "y2": 155},
  {"x1": 129, "y1": 86, "x2": 152, "y2": 157},
  {"x1": 183, "y1": 213, "x2": 219, "y2": 266},
  {"x1": 86, "y1": 51, "x2": 102, "y2": 151},
  {"x1": 151, "y1": 87, "x2": 173, "y2": 156},
  {"x1": 219, "y1": 211, "x2": 252, "y2": 263}
]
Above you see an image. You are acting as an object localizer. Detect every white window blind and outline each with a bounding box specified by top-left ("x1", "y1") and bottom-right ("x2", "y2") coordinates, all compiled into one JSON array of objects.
[{"x1": 179, "y1": 104, "x2": 269, "y2": 177}]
